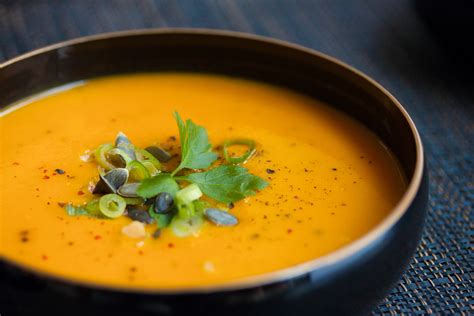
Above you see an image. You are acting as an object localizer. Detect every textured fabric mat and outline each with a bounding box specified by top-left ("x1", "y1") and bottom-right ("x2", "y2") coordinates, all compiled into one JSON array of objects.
[{"x1": 0, "y1": 0, "x2": 472, "y2": 314}]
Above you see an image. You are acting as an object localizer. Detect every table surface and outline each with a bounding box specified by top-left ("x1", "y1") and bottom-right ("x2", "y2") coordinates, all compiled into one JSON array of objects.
[{"x1": 1, "y1": 0, "x2": 472, "y2": 314}]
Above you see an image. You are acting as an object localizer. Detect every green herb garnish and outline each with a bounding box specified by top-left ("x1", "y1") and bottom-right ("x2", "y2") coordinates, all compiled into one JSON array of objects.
[
  {"x1": 222, "y1": 139, "x2": 256, "y2": 165},
  {"x1": 136, "y1": 174, "x2": 179, "y2": 198},
  {"x1": 176, "y1": 165, "x2": 268, "y2": 204},
  {"x1": 63, "y1": 112, "x2": 268, "y2": 238},
  {"x1": 171, "y1": 112, "x2": 217, "y2": 176}
]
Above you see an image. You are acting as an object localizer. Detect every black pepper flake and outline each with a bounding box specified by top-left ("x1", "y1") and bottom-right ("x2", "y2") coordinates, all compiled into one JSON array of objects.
[
  {"x1": 55, "y1": 168, "x2": 65, "y2": 174},
  {"x1": 152, "y1": 229, "x2": 162, "y2": 239},
  {"x1": 266, "y1": 168, "x2": 275, "y2": 174},
  {"x1": 20, "y1": 230, "x2": 29, "y2": 242},
  {"x1": 332, "y1": 168, "x2": 337, "y2": 171},
  {"x1": 228, "y1": 202, "x2": 234, "y2": 209},
  {"x1": 250, "y1": 233, "x2": 260, "y2": 240}
]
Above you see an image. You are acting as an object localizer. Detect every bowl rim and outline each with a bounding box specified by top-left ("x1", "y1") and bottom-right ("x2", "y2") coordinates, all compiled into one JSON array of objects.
[{"x1": 0, "y1": 28, "x2": 425, "y2": 295}]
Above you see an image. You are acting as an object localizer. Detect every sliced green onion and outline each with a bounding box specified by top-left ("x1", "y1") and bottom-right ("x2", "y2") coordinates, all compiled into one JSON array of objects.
[
  {"x1": 223, "y1": 139, "x2": 256, "y2": 165},
  {"x1": 108, "y1": 148, "x2": 133, "y2": 166},
  {"x1": 175, "y1": 184, "x2": 202, "y2": 219},
  {"x1": 141, "y1": 161, "x2": 160, "y2": 177},
  {"x1": 99, "y1": 194, "x2": 126, "y2": 218},
  {"x1": 193, "y1": 200, "x2": 211, "y2": 217},
  {"x1": 65, "y1": 204, "x2": 89, "y2": 216},
  {"x1": 135, "y1": 148, "x2": 162, "y2": 171},
  {"x1": 127, "y1": 160, "x2": 150, "y2": 181},
  {"x1": 124, "y1": 197, "x2": 145, "y2": 205},
  {"x1": 170, "y1": 215, "x2": 203, "y2": 237},
  {"x1": 85, "y1": 198, "x2": 101, "y2": 215},
  {"x1": 176, "y1": 200, "x2": 195, "y2": 219},
  {"x1": 94, "y1": 144, "x2": 115, "y2": 170},
  {"x1": 176, "y1": 184, "x2": 203, "y2": 204}
]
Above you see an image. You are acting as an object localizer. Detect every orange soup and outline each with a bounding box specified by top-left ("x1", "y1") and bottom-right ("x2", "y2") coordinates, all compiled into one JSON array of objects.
[{"x1": 0, "y1": 73, "x2": 406, "y2": 289}]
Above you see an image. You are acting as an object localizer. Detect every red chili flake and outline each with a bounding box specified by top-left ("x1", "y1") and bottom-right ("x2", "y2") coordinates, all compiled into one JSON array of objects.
[
  {"x1": 77, "y1": 191, "x2": 85, "y2": 195},
  {"x1": 43, "y1": 175, "x2": 50, "y2": 179},
  {"x1": 168, "y1": 243, "x2": 174, "y2": 248},
  {"x1": 12, "y1": 162, "x2": 20, "y2": 166},
  {"x1": 42, "y1": 255, "x2": 48, "y2": 260},
  {"x1": 43, "y1": 169, "x2": 48, "y2": 173},
  {"x1": 52, "y1": 173, "x2": 57, "y2": 176},
  {"x1": 94, "y1": 235, "x2": 102, "y2": 240},
  {"x1": 287, "y1": 229, "x2": 293, "y2": 234},
  {"x1": 138, "y1": 250, "x2": 144, "y2": 255},
  {"x1": 58, "y1": 202, "x2": 66, "y2": 208}
]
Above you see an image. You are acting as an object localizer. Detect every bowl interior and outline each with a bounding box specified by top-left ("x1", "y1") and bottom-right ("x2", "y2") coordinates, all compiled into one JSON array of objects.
[{"x1": 0, "y1": 30, "x2": 417, "y2": 183}]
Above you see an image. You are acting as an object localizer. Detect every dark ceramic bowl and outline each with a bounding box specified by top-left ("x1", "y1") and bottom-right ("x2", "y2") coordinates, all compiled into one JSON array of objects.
[{"x1": 0, "y1": 29, "x2": 428, "y2": 315}]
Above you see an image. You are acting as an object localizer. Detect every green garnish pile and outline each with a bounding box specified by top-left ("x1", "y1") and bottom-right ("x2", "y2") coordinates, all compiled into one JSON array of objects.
[{"x1": 65, "y1": 112, "x2": 268, "y2": 237}]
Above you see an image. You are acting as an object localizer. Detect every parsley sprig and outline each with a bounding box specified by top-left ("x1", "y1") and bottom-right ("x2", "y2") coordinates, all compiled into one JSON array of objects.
[
  {"x1": 171, "y1": 112, "x2": 218, "y2": 176},
  {"x1": 140, "y1": 112, "x2": 268, "y2": 204}
]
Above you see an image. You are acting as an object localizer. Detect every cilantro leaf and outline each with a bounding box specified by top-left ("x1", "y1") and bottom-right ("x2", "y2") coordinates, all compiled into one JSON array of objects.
[
  {"x1": 177, "y1": 165, "x2": 268, "y2": 203},
  {"x1": 172, "y1": 112, "x2": 217, "y2": 175},
  {"x1": 137, "y1": 174, "x2": 180, "y2": 198}
]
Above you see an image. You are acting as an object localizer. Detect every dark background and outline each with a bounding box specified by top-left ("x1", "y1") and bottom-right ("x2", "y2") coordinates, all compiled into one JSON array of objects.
[{"x1": 1, "y1": 0, "x2": 472, "y2": 314}]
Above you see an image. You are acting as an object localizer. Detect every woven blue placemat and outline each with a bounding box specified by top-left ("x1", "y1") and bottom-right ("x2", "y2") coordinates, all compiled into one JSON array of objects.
[{"x1": 1, "y1": 0, "x2": 472, "y2": 314}]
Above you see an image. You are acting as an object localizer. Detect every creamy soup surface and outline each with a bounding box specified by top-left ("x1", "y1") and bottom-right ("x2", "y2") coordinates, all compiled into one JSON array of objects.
[{"x1": 0, "y1": 73, "x2": 406, "y2": 289}]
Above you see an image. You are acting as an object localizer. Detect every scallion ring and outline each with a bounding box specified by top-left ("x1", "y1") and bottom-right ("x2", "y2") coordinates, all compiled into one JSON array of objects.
[
  {"x1": 99, "y1": 194, "x2": 126, "y2": 218},
  {"x1": 123, "y1": 197, "x2": 145, "y2": 205},
  {"x1": 141, "y1": 161, "x2": 160, "y2": 176},
  {"x1": 85, "y1": 198, "x2": 101, "y2": 216},
  {"x1": 135, "y1": 148, "x2": 162, "y2": 170},
  {"x1": 222, "y1": 139, "x2": 256, "y2": 164},
  {"x1": 94, "y1": 144, "x2": 116, "y2": 170},
  {"x1": 127, "y1": 160, "x2": 150, "y2": 181},
  {"x1": 108, "y1": 148, "x2": 134, "y2": 166}
]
